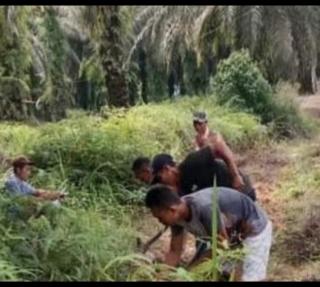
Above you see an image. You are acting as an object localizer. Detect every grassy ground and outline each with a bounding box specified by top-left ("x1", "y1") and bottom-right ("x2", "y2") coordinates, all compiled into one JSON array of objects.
[
  {"x1": 267, "y1": 138, "x2": 320, "y2": 281},
  {"x1": 0, "y1": 96, "x2": 267, "y2": 281},
  {"x1": 0, "y1": 94, "x2": 318, "y2": 281}
]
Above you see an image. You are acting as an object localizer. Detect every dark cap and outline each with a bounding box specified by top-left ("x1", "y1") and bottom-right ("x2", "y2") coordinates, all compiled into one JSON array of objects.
[
  {"x1": 193, "y1": 111, "x2": 208, "y2": 123},
  {"x1": 151, "y1": 154, "x2": 175, "y2": 175},
  {"x1": 12, "y1": 156, "x2": 34, "y2": 169}
]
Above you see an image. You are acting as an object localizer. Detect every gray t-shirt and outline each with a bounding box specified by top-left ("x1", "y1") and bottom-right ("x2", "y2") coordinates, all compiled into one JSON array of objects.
[{"x1": 172, "y1": 187, "x2": 268, "y2": 240}]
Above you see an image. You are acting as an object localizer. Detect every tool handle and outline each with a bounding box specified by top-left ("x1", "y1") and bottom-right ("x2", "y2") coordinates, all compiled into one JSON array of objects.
[{"x1": 142, "y1": 226, "x2": 169, "y2": 253}]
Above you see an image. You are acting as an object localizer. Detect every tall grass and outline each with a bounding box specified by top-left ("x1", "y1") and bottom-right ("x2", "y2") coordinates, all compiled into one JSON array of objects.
[
  {"x1": 0, "y1": 194, "x2": 138, "y2": 281},
  {"x1": 0, "y1": 95, "x2": 296, "y2": 281},
  {"x1": 28, "y1": 97, "x2": 265, "y2": 195},
  {"x1": 270, "y1": 82, "x2": 318, "y2": 139},
  {"x1": 0, "y1": 96, "x2": 266, "y2": 205},
  {"x1": 272, "y1": 145, "x2": 320, "y2": 266}
]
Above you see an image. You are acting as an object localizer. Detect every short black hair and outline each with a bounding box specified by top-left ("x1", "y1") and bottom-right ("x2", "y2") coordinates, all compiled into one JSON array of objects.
[
  {"x1": 145, "y1": 184, "x2": 181, "y2": 209},
  {"x1": 151, "y1": 154, "x2": 176, "y2": 175},
  {"x1": 132, "y1": 157, "x2": 151, "y2": 172}
]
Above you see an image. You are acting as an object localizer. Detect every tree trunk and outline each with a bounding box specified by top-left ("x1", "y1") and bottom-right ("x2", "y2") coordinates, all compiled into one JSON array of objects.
[
  {"x1": 176, "y1": 55, "x2": 186, "y2": 95},
  {"x1": 316, "y1": 51, "x2": 320, "y2": 79},
  {"x1": 168, "y1": 71, "x2": 175, "y2": 98},
  {"x1": 288, "y1": 7, "x2": 318, "y2": 94},
  {"x1": 138, "y1": 48, "x2": 148, "y2": 103},
  {"x1": 128, "y1": 75, "x2": 137, "y2": 106},
  {"x1": 99, "y1": 6, "x2": 129, "y2": 107}
]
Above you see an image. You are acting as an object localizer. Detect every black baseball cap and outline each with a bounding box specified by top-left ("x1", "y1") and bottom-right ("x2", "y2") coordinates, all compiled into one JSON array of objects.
[{"x1": 151, "y1": 154, "x2": 176, "y2": 175}]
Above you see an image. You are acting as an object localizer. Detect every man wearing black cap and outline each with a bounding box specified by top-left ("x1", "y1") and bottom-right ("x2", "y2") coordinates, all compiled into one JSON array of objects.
[
  {"x1": 151, "y1": 151, "x2": 256, "y2": 201},
  {"x1": 5, "y1": 156, "x2": 65, "y2": 201},
  {"x1": 192, "y1": 111, "x2": 244, "y2": 190}
]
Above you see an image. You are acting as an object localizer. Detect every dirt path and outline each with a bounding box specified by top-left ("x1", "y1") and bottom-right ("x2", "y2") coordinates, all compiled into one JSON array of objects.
[
  {"x1": 238, "y1": 144, "x2": 289, "y2": 231},
  {"x1": 298, "y1": 94, "x2": 320, "y2": 118}
]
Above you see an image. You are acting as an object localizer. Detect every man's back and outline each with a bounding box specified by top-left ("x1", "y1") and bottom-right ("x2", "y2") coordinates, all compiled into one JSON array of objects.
[
  {"x1": 180, "y1": 187, "x2": 267, "y2": 239},
  {"x1": 178, "y1": 147, "x2": 256, "y2": 201},
  {"x1": 179, "y1": 147, "x2": 231, "y2": 194}
]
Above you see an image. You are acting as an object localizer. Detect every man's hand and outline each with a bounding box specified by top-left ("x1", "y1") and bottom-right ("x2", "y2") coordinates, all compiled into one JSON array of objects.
[
  {"x1": 219, "y1": 238, "x2": 230, "y2": 250},
  {"x1": 233, "y1": 175, "x2": 245, "y2": 191},
  {"x1": 36, "y1": 190, "x2": 65, "y2": 201},
  {"x1": 164, "y1": 229, "x2": 185, "y2": 267},
  {"x1": 164, "y1": 251, "x2": 181, "y2": 267}
]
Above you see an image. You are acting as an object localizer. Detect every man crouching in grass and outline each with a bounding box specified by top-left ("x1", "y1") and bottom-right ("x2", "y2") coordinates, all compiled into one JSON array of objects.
[
  {"x1": 145, "y1": 184, "x2": 272, "y2": 281},
  {"x1": 5, "y1": 156, "x2": 65, "y2": 202}
]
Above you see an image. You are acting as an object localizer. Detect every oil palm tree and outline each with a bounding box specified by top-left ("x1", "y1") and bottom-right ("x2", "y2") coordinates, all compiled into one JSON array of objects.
[
  {"x1": 131, "y1": 5, "x2": 320, "y2": 94},
  {"x1": 83, "y1": 6, "x2": 131, "y2": 107}
]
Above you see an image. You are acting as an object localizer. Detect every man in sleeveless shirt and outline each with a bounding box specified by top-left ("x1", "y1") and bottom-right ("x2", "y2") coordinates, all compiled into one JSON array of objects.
[{"x1": 192, "y1": 111, "x2": 244, "y2": 191}]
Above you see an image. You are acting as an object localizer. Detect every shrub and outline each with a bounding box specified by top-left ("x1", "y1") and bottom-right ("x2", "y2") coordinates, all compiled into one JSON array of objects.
[
  {"x1": 213, "y1": 50, "x2": 274, "y2": 124},
  {"x1": 213, "y1": 51, "x2": 316, "y2": 138}
]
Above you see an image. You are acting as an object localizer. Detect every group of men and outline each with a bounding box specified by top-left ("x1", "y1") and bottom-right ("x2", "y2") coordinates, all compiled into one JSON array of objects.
[
  {"x1": 132, "y1": 112, "x2": 272, "y2": 281},
  {"x1": 3, "y1": 111, "x2": 272, "y2": 281}
]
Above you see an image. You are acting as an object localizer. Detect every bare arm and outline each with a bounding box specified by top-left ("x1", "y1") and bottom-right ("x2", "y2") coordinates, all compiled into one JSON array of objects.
[
  {"x1": 208, "y1": 133, "x2": 244, "y2": 190},
  {"x1": 164, "y1": 229, "x2": 185, "y2": 267},
  {"x1": 34, "y1": 189, "x2": 63, "y2": 201}
]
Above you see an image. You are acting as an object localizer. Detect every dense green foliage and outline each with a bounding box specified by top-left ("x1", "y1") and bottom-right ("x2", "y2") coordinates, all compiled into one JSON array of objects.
[
  {"x1": 0, "y1": 5, "x2": 319, "y2": 282},
  {"x1": 213, "y1": 50, "x2": 274, "y2": 123},
  {"x1": 213, "y1": 50, "x2": 315, "y2": 138},
  {"x1": 0, "y1": 97, "x2": 264, "y2": 281},
  {"x1": 1, "y1": 97, "x2": 265, "y2": 197},
  {"x1": 0, "y1": 6, "x2": 319, "y2": 127}
]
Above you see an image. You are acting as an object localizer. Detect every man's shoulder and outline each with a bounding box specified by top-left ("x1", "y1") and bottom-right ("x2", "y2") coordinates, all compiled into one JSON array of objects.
[
  {"x1": 4, "y1": 174, "x2": 21, "y2": 194},
  {"x1": 185, "y1": 187, "x2": 241, "y2": 203},
  {"x1": 217, "y1": 187, "x2": 257, "y2": 210},
  {"x1": 5, "y1": 173, "x2": 18, "y2": 186},
  {"x1": 208, "y1": 130, "x2": 218, "y2": 139},
  {"x1": 183, "y1": 187, "x2": 213, "y2": 204},
  {"x1": 5, "y1": 174, "x2": 35, "y2": 195}
]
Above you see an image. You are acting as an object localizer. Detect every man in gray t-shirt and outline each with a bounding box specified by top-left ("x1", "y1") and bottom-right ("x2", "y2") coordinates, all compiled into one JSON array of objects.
[{"x1": 145, "y1": 184, "x2": 272, "y2": 281}]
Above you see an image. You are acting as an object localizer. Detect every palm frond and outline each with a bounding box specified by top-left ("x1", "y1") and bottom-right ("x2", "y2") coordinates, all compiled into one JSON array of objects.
[{"x1": 234, "y1": 6, "x2": 263, "y2": 53}]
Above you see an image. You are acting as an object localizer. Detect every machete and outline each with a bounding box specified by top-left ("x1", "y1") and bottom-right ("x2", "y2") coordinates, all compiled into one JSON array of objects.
[{"x1": 140, "y1": 226, "x2": 169, "y2": 254}]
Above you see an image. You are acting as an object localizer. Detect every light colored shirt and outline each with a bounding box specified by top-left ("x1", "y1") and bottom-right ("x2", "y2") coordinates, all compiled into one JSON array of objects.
[{"x1": 5, "y1": 173, "x2": 36, "y2": 197}]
